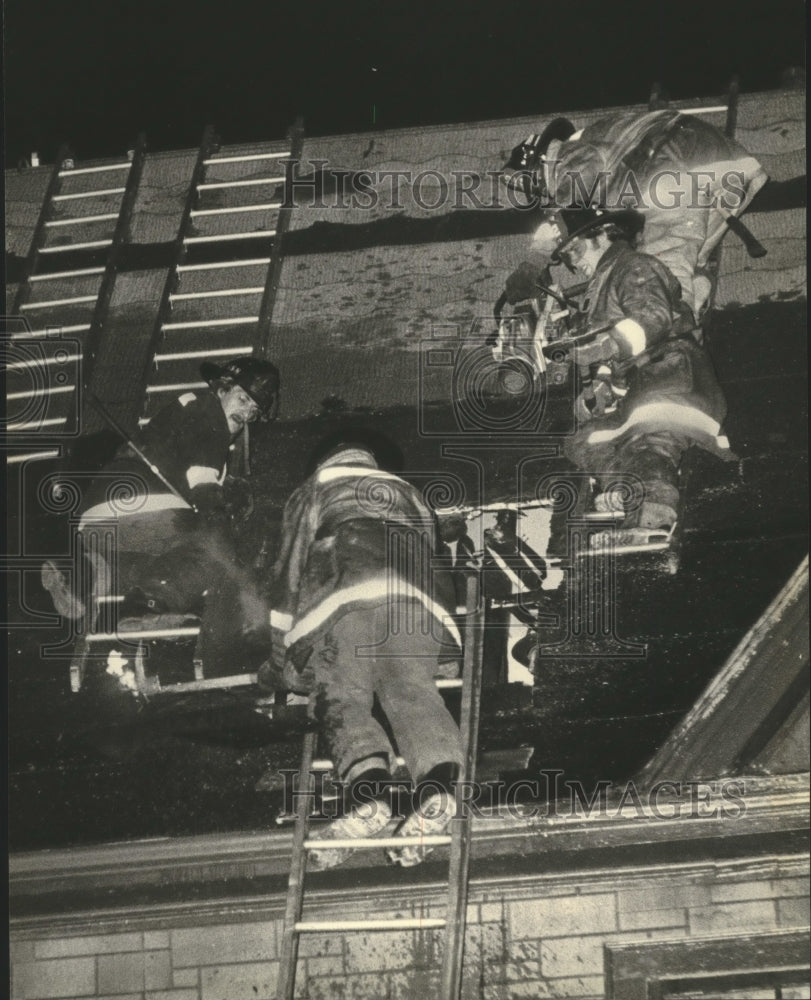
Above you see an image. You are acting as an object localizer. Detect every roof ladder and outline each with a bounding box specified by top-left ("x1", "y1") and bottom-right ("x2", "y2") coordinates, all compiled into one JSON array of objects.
[
  {"x1": 140, "y1": 120, "x2": 304, "y2": 434},
  {"x1": 5, "y1": 137, "x2": 147, "y2": 466},
  {"x1": 276, "y1": 574, "x2": 486, "y2": 1000}
]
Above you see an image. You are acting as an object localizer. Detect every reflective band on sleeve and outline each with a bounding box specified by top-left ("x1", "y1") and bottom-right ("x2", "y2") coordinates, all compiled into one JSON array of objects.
[
  {"x1": 186, "y1": 465, "x2": 220, "y2": 489},
  {"x1": 613, "y1": 318, "x2": 647, "y2": 357},
  {"x1": 269, "y1": 609, "x2": 293, "y2": 631}
]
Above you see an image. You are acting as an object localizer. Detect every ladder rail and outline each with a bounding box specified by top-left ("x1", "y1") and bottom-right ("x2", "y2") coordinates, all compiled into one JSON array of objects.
[
  {"x1": 277, "y1": 729, "x2": 316, "y2": 1000},
  {"x1": 139, "y1": 125, "x2": 220, "y2": 400},
  {"x1": 84, "y1": 134, "x2": 145, "y2": 391},
  {"x1": 441, "y1": 573, "x2": 485, "y2": 997},
  {"x1": 255, "y1": 117, "x2": 304, "y2": 361},
  {"x1": 12, "y1": 144, "x2": 70, "y2": 313},
  {"x1": 725, "y1": 75, "x2": 740, "y2": 139}
]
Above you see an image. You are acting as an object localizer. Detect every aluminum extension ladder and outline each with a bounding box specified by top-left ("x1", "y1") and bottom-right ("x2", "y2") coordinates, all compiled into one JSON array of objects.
[
  {"x1": 276, "y1": 574, "x2": 486, "y2": 1000},
  {"x1": 6, "y1": 136, "x2": 147, "y2": 466},
  {"x1": 139, "y1": 119, "x2": 304, "y2": 428}
]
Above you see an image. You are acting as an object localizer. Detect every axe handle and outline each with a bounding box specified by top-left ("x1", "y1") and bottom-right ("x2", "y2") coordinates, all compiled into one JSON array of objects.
[{"x1": 716, "y1": 203, "x2": 768, "y2": 259}]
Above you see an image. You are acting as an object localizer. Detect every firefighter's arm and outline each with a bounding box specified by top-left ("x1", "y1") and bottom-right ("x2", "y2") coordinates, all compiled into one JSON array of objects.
[
  {"x1": 188, "y1": 482, "x2": 228, "y2": 524},
  {"x1": 572, "y1": 332, "x2": 618, "y2": 367},
  {"x1": 505, "y1": 261, "x2": 546, "y2": 304},
  {"x1": 610, "y1": 259, "x2": 675, "y2": 358},
  {"x1": 222, "y1": 475, "x2": 254, "y2": 523}
]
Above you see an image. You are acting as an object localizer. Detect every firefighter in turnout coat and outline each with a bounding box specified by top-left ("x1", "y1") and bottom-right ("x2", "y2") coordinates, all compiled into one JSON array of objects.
[
  {"x1": 266, "y1": 430, "x2": 464, "y2": 868},
  {"x1": 42, "y1": 356, "x2": 280, "y2": 675},
  {"x1": 550, "y1": 209, "x2": 732, "y2": 540}
]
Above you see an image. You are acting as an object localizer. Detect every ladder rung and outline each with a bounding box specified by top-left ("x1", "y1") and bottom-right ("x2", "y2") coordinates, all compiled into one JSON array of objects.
[
  {"x1": 155, "y1": 674, "x2": 257, "y2": 693},
  {"x1": 190, "y1": 203, "x2": 281, "y2": 218},
  {"x1": 59, "y1": 162, "x2": 131, "y2": 176},
  {"x1": 7, "y1": 417, "x2": 69, "y2": 430},
  {"x1": 203, "y1": 151, "x2": 290, "y2": 165},
  {"x1": 183, "y1": 231, "x2": 276, "y2": 244},
  {"x1": 7, "y1": 385, "x2": 76, "y2": 401},
  {"x1": 312, "y1": 756, "x2": 407, "y2": 772},
  {"x1": 6, "y1": 450, "x2": 61, "y2": 465},
  {"x1": 583, "y1": 539, "x2": 670, "y2": 556},
  {"x1": 7, "y1": 353, "x2": 82, "y2": 370},
  {"x1": 29, "y1": 267, "x2": 106, "y2": 281},
  {"x1": 679, "y1": 105, "x2": 728, "y2": 114},
  {"x1": 40, "y1": 240, "x2": 113, "y2": 253},
  {"x1": 11, "y1": 324, "x2": 91, "y2": 339},
  {"x1": 52, "y1": 188, "x2": 126, "y2": 201},
  {"x1": 197, "y1": 177, "x2": 285, "y2": 191},
  {"x1": 295, "y1": 919, "x2": 446, "y2": 933},
  {"x1": 169, "y1": 287, "x2": 264, "y2": 302},
  {"x1": 177, "y1": 258, "x2": 270, "y2": 273},
  {"x1": 304, "y1": 835, "x2": 452, "y2": 850},
  {"x1": 162, "y1": 317, "x2": 258, "y2": 330},
  {"x1": 155, "y1": 346, "x2": 252, "y2": 362},
  {"x1": 20, "y1": 295, "x2": 98, "y2": 310},
  {"x1": 45, "y1": 213, "x2": 119, "y2": 227},
  {"x1": 146, "y1": 382, "x2": 207, "y2": 394},
  {"x1": 86, "y1": 626, "x2": 200, "y2": 642}
]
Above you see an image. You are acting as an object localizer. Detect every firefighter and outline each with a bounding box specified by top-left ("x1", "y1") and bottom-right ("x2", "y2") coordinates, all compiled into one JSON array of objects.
[
  {"x1": 41, "y1": 355, "x2": 280, "y2": 674},
  {"x1": 502, "y1": 109, "x2": 767, "y2": 320},
  {"x1": 547, "y1": 208, "x2": 733, "y2": 540},
  {"x1": 262, "y1": 427, "x2": 463, "y2": 869}
]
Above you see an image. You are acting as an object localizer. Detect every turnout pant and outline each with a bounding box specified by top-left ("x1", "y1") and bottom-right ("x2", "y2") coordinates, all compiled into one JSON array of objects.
[
  {"x1": 306, "y1": 600, "x2": 464, "y2": 787},
  {"x1": 565, "y1": 427, "x2": 687, "y2": 525},
  {"x1": 80, "y1": 509, "x2": 270, "y2": 675}
]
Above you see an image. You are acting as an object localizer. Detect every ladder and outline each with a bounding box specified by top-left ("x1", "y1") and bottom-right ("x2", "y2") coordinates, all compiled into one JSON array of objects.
[
  {"x1": 69, "y1": 122, "x2": 304, "y2": 694},
  {"x1": 647, "y1": 75, "x2": 739, "y2": 137},
  {"x1": 139, "y1": 120, "x2": 304, "y2": 427},
  {"x1": 6, "y1": 137, "x2": 147, "y2": 466},
  {"x1": 277, "y1": 574, "x2": 486, "y2": 1000}
]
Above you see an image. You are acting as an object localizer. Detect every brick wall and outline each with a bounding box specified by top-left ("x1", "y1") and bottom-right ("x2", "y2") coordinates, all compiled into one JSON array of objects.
[{"x1": 11, "y1": 855, "x2": 809, "y2": 1000}]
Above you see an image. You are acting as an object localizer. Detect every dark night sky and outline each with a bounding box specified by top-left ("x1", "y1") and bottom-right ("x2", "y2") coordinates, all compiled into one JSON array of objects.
[{"x1": 3, "y1": 0, "x2": 807, "y2": 165}]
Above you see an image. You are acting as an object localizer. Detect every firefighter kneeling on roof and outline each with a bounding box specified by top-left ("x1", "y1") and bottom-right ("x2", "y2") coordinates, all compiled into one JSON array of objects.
[
  {"x1": 547, "y1": 208, "x2": 734, "y2": 543},
  {"x1": 41, "y1": 355, "x2": 279, "y2": 675},
  {"x1": 261, "y1": 427, "x2": 463, "y2": 869}
]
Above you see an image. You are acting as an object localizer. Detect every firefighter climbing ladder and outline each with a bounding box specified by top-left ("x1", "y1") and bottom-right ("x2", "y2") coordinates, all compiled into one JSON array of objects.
[
  {"x1": 140, "y1": 119, "x2": 304, "y2": 426},
  {"x1": 6, "y1": 136, "x2": 147, "y2": 465},
  {"x1": 276, "y1": 575, "x2": 485, "y2": 1000}
]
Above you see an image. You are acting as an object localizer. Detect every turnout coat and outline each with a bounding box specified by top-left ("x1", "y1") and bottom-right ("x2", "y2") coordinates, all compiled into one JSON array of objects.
[
  {"x1": 80, "y1": 389, "x2": 233, "y2": 522},
  {"x1": 270, "y1": 452, "x2": 462, "y2": 678},
  {"x1": 566, "y1": 241, "x2": 732, "y2": 507}
]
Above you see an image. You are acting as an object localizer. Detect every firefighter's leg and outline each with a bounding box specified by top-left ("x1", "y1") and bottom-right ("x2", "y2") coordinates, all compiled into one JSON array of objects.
[
  {"x1": 311, "y1": 607, "x2": 393, "y2": 786},
  {"x1": 614, "y1": 431, "x2": 687, "y2": 529},
  {"x1": 365, "y1": 601, "x2": 464, "y2": 785}
]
